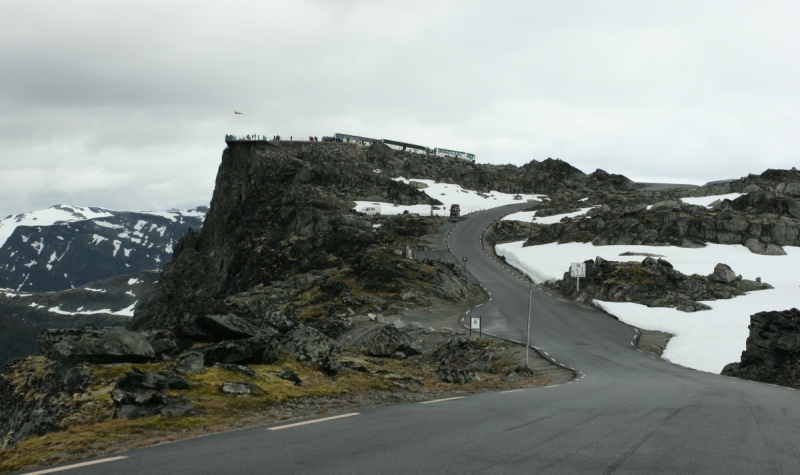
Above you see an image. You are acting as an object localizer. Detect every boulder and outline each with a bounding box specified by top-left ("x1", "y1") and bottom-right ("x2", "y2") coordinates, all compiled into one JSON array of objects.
[
  {"x1": 722, "y1": 308, "x2": 800, "y2": 388},
  {"x1": 175, "y1": 313, "x2": 217, "y2": 342},
  {"x1": 174, "y1": 351, "x2": 206, "y2": 374},
  {"x1": 710, "y1": 263, "x2": 738, "y2": 283},
  {"x1": 745, "y1": 238, "x2": 787, "y2": 256},
  {"x1": 366, "y1": 326, "x2": 422, "y2": 357},
  {"x1": 280, "y1": 325, "x2": 340, "y2": 374},
  {"x1": 266, "y1": 312, "x2": 295, "y2": 333},
  {"x1": 427, "y1": 339, "x2": 493, "y2": 372},
  {"x1": 198, "y1": 334, "x2": 281, "y2": 366},
  {"x1": 436, "y1": 366, "x2": 477, "y2": 384},
  {"x1": 197, "y1": 314, "x2": 263, "y2": 340},
  {"x1": 111, "y1": 368, "x2": 192, "y2": 419},
  {"x1": 38, "y1": 327, "x2": 154, "y2": 364},
  {"x1": 221, "y1": 381, "x2": 257, "y2": 395}
]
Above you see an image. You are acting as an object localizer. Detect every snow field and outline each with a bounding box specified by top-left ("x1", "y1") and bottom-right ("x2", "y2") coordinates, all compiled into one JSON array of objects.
[
  {"x1": 496, "y1": 241, "x2": 800, "y2": 374},
  {"x1": 0, "y1": 205, "x2": 114, "y2": 248},
  {"x1": 504, "y1": 207, "x2": 597, "y2": 225},
  {"x1": 353, "y1": 178, "x2": 545, "y2": 217}
]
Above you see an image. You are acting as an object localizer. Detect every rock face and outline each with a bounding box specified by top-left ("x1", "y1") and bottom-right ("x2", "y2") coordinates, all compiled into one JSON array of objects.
[
  {"x1": 130, "y1": 142, "x2": 487, "y2": 340},
  {"x1": 508, "y1": 169, "x2": 800, "y2": 255},
  {"x1": 37, "y1": 327, "x2": 155, "y2": 364},
  {"x1": 722, "y1": 309, "x2": 800, "y2": 388},
  {"x1": 0, "y1": 357, "x2": 119, "y2": 449},
  {"x1": 552, "y1": 257, "x2": 771, "y2": 312}
]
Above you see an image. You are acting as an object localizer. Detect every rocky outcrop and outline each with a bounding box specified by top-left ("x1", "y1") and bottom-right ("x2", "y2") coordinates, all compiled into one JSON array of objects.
[
  {"x1": 523, "y1": 195, "x2": 800, "y2": 255},
  {"x1": 196, "y1": 334, "x2": 281, "y2": 366},
  {"x1": 130, "y1": 142, "x2": 479, "y2": 340},
  {"x1": 552, "y1": 257, "x2": 771, "y2": 312},
  {"x1": 365, "y1": 325, "x2": 422, "y2": 358},
  {"x1": 280, "y1": 325, "x2": 340, "y2": 375},
  {"x1": 111, "y1": 368, "x2": 192, "y2": 419},
  {"x1": 0, "y1": 357, "x2": 119, "y2": 449},
  {"x1": 37, "y1": 327, "x2": 155, "y2": 364},
  {"x1": 722, "y1": 309, "x2": 800, "y2": 388}
]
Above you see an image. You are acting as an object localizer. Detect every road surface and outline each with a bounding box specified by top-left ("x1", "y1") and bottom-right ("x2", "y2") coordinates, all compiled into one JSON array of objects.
[{"x1": 23, "y1": 204, "x2": 800, "y2": 475}]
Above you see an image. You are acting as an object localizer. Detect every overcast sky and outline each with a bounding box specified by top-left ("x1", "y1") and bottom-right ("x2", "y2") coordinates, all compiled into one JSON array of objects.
[{"x1": 1, "y1": 1, "x2": 798, "y2": 217}]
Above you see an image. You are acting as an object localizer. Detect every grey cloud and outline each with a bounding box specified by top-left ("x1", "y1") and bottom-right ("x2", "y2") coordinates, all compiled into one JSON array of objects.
[{"x1": 0, "y1": 0, "x2": 798, "y2": 217}]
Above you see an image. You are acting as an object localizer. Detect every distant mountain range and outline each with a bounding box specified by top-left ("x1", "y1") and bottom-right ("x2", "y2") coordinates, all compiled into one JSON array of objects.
[
  {"x1": 0, "y1": 270, "x2": 161, "y2": 369},
  {"x1": 0, "y1": 205, "x2": 206, "y2": 292}
]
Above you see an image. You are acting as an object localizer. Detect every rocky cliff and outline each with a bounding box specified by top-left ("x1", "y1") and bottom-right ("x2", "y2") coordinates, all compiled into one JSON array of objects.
[
  {"x1": 722, "y1": 308, "x2": 800, "y2": 387},
  {"x1": 550, "y1": 257, "x2": 771, "y2": 312},
  {"x1": 489, "y1": 168, "x2": 800, "y2": 256}
]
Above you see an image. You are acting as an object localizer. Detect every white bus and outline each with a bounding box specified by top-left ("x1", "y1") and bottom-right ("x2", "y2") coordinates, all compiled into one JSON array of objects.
[{"x1": 434, "y1": 148, "x2": 476, "y2": 163}]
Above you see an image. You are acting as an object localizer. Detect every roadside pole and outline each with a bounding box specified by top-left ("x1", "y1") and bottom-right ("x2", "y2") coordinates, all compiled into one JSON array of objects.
[{"x1": 526, "y1": 286, "x2": 532, "y2": 368}]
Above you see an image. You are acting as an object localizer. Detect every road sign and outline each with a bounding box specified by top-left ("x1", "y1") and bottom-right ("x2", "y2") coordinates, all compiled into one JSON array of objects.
[
  {"x1": 570, "y1": 262, "x2": 586, "y2": 278},
  {"x1": 463, "y1": 256, "x2": 467, "y2": 262},
  {"x1": 470, "y1": 316, "x2": 481, "y2": 330}
]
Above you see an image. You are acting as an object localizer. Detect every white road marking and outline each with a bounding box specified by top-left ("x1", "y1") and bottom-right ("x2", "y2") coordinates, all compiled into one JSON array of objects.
[
  {"x1": 475, "y1": 303, "x2": 483, "y2": 307},
  {"x1": 465, "y1": 310, "x2": 470, "y2": 314},
  {"x1": 545, "y1": 385, "x2": 560, "y2": 388},
  {"x1": 420, "y1": 397, "x2": 465, "y2": 405},
  {"x1": 501, "y1": 389, "x2": 525, "y2": 393},
  {"x1": 23, "y1": 456, "x2": 128, "y2": 474},
  {"x1": 268, "y1": 413, "x2": 360, "y2": 430}
]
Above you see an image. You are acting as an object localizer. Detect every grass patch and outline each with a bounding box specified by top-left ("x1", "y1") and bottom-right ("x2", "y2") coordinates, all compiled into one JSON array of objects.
[{"x1": 0, "y1": 349, "x2": 551, "y2": 474}]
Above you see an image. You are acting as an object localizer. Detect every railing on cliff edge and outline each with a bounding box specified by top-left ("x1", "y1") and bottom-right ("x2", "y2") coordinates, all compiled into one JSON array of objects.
[{"x1": 224, "y1": 134, "x2": 326, "y2": 143}]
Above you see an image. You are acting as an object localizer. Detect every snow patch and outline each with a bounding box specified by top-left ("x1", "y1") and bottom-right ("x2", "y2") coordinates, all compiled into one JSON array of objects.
[
  {"x1": 127, "y1": 278, "x2": 140, "y2": 285},
  {"x1": 0, "y1": 205, "x2": 114, "y2": 248},
  {"x1": 680, "y1": 193, "x2": 743, "y2": 208},
  {"x1": 94, "y1": 220, "x2": 124, "y2": 229},
  {"x1": 91, "y1": 234, "x2": 108, "y2": 245},
  {"x1": 503, "y1": 207, "x2": 596, "y2": 225}
]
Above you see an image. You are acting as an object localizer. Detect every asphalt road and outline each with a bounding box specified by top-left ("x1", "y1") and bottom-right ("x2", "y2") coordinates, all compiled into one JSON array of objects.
[{"x1": 26, "y1": 204, "x2": 800, "y2": 475}]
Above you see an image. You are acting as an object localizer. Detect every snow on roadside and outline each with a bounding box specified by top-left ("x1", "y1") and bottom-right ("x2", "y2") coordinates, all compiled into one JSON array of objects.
[
  {"x1": 496, "y1": 241, "x2": 800, "y2": 374},
  {"x1": 354, "y1": 179, "x2": 545, "y2": 216},
  {"x1": 504, "y1": 207, "x2": 596, "y2": 225}
]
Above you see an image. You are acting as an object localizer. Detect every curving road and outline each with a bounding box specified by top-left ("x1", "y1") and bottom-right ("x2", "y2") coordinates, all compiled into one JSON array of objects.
[{"x1": 24, "y1": 204, "x2": 800, "y2": 475}]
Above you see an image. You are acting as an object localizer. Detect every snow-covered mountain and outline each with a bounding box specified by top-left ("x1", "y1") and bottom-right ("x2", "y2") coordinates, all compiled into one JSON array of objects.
[{"x1": 0, "y1": 204, "x2": 206, "y2": 292}]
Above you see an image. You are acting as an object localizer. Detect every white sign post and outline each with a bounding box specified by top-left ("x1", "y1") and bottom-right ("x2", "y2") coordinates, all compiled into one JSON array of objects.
[
  {"x1": 470, "y1": 315, "x2": 481, "y2": 339},
  {"x1": 570, "y1": 262, "x2": 586, "y2": 291}
]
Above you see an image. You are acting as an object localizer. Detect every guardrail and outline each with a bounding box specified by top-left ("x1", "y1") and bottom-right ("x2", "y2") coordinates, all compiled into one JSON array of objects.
[{"x1": 225, "y1": 134, "x2": 322, "y2": 142}]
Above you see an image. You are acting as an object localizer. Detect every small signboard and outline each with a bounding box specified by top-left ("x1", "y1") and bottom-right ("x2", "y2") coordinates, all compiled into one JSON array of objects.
[
  {"x1": 570, "y1": 262, "x2": 586, "y2": 278},
  {"x1": 470, "y1": 316, "x2": 481, "y2": 330},
  {"x1": 463, "y1": 256, "x2": 468, "y2": 262}
]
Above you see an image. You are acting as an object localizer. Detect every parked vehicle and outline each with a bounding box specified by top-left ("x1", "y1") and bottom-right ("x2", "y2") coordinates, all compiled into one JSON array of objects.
[
  {"x1": 358, "y1": 205, "x2": 381, "y2": 216},
  {"x1": 450, "y1": 204, "x2": 461, "y2": 217}
]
